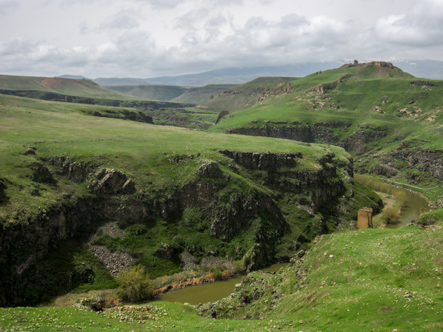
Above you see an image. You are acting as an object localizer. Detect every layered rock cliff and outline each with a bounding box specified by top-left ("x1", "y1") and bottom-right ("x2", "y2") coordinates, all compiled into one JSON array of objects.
[{"x1": 0, "y1": 149, "x2": 380, "y2": 306}]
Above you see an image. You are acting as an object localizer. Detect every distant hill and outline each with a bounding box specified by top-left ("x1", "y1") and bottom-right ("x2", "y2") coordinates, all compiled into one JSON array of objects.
[
  {"x1": 171, "y1": 84, "x2": 238, "y2": 104},
  {"x1": 91, "y1": 60, "x2": 443, "y2": 88},
  {"x1": 94, "y1": 77, "x2": 151, "y2": 86},
  {"x1": 107, "y1": 85, "x2": 189, "y2": 101},
  {"x1": 0, "y1": 74, "x2": 138, "y2": 100},
  {"x1": 201, "y1": 77, "x2": 296, "y2": 113},
  {"x1": 144, "y1": 63, "x2": 341, "y2": 86}
]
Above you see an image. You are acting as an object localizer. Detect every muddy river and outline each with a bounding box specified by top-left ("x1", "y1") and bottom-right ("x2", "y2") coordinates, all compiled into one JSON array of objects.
[{"x1": 155, "y1": 184, "x2": 430, "y2": 305}]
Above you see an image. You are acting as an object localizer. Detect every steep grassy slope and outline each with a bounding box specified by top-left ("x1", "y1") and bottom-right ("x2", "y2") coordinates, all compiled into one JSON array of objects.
[
  {"x1": 0, "y1": 94, "x2": 380, "y2": 306},
  {"x1": 200, "y1": 216, "x2": 443, "y2": 331},
  {"x1": 0, "y1": 74, "x2": 138, "y2": 100},
  {"x1": 107, "y1": 85, "x2": 189, "y2": 101},
  {"x1": 212, "y1": 62, "x2": 443, "y2": 202}
]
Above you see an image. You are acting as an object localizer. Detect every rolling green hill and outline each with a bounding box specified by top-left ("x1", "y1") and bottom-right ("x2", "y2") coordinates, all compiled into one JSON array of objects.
[
  {"x1": 0, "y1": 74, "x2": 138, "y2": 100},
  {"x1": 171, "y1": 84, "x2": 238, "y2": 104},
  {"x1": 144, "y1": 78, "x2": 297, "y2": 130},
  {"x1": 212, "y1": 62, "x2": 443, "y2": 202},
  {"x1": 201, "y1": 77, "x2": 296, "y2": 113}
]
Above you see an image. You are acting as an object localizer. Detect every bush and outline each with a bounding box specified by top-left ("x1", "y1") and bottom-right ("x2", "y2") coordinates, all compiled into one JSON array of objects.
[
  {"x1": 116, "y1": 265, "x2": 154, "y2": 302},
  {"x1": 233, "y1": 260, "x2": 245, "y2": 275},
  {"x1": 383, "y1": 206, "x2": 401, "y2": 224},
  {"x1": 211, "y1": 264, "x2": 224, "y2": 280}
]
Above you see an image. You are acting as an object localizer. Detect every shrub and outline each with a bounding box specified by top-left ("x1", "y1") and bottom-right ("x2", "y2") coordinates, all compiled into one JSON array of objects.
[
  {"x1": 383, "y1": 206, "x2": 401, "y2": 224},
  {"x1": 211, "y1": 264, "x2": 224, "y2": 280},
  {"x1": 116, "y1": 265, "x2": 154, "y2": 302},
  {"x1": 233, "y1": 260, "x2": 245, "y2": 275}
]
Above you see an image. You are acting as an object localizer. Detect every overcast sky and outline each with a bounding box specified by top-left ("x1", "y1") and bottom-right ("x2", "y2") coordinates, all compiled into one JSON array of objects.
[{"x1": 1, "y1": 0, "x2": 443, "y2": 78}]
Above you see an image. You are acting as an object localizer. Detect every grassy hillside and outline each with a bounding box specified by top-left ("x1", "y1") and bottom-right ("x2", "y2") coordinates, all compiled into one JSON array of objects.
[
  {"x1": 212, "y1": 62, "x2": 443, "y2": 201},
  {"x1": 0, "y1": 74, "x2": 138, "y2": 100},
  {"x1": 107, "y1": 85, "x2": 190, "y2": 101},
  {"x1": 146, "y1": 78, "x2": 297, "y2": 130},
  {"x1": 201, "y1": 77, "x2": 296, "y2": 113},
  {"x1": 172, "y1": 84, "x2": 238, "y2": 105},
  {"x1": 199, "y1": 215, "x2": 443, "y2": 331},
  {"x1": 1, "y1": 94, "x2": 348, "y2": 219}
]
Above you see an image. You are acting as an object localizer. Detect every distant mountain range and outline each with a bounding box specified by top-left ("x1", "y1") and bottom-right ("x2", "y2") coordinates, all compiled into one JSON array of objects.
[{"x1": 58, "y1": 60, "x2": 443, "y2": 87}]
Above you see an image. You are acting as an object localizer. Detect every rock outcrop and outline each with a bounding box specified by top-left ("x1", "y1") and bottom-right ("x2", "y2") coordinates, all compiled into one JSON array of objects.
[
  {"x1": 196, "y1": 162, "x2": 224, "y2": 178},
  {"x1": 226, "y1": 122, "x2": 350, "y2": 145},
  {"x1": 219, "y1": 150, "x2": 301, "y2": 170},
  {"x1": 50, "y1": 156, "x2": 96, "y2": 183},
  {"x1": 390, "y1": 148, "x2": 443, "y2": 181},
  {"x1": 89, "y1": 168, "x2": 136, "y2": 195},
  {"x1": 30, "y1": 163, "x2": 57, "y2": 185}
]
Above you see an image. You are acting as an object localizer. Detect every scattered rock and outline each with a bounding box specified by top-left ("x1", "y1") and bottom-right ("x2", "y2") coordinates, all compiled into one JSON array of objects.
[
  {"x1": 180, "y1": 251, "x2": 198, "y2": 270},
  {"x1": 88, "y1": 245, "x2": 133, "y2": 278}
]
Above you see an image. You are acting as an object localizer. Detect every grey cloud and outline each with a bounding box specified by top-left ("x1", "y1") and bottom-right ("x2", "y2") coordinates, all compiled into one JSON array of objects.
[
  {"x1": 205, "y1": 14, "x2": 228, "y2": 29},
  {"x1": 0, "y1": 38, "x2": 35, "y2": 56},
  {"x1": 100, "y1": 9, "x2": 141, "y2": 30},
  {"x1": 374, "y1": 1, "x2": 443, "y2": 47},
  {"x1": 134, "y1": 0, "x2": 182, "y2": 9},
  {"x1": 0, "y1": 0, "x2": 20, "y2": 16}
]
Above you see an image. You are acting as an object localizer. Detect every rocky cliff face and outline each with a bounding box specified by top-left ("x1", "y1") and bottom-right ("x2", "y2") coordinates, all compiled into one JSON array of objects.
[
  {"x1": 0, "y1": 149, "x2": 360, "y2": 306},
  {"x1": 226, "y1": 122, "x2": 388, "y2": 153},
  {"x1": 226, "y1": 123, "x2": 343, "y2": 144},
  {"x1": 225, "y1": 122, "x2": 442, "y2": 188},
  {"x1": 390, "y1": 148, "x2": 443, "y2": 181}
]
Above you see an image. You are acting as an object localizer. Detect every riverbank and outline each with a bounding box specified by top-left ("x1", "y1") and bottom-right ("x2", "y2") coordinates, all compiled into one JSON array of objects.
[{"x1": 355, "y1": 174, "x2": 431, "y2": 227}]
